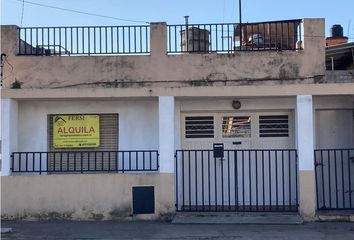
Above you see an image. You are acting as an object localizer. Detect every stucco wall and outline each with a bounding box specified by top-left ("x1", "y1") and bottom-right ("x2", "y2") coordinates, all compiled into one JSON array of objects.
[
  {"x1": 1, "y1": 173, "x2": 175, "y2": 220},
  {"x1": 18, "y1": 100, "x2": 159, "y2": 151},
  {"x1": 2, "y1": 51, "x2": 309, "y2": 89},
  {"x1": 0, "y1": 19, "x2": 326, "y2": 90},
  {"x1": 299, "y1": 170, "x2": 316, "y2": 220},
  {"x1": 4, "y1": 96, "x2": 353, "y2": 221},
  {"x1": 178, "y1": 95, "x2": 353, "y2": 112},
  {"x1": 16, "y1": 96, "x2": 353, "y2": 153}
]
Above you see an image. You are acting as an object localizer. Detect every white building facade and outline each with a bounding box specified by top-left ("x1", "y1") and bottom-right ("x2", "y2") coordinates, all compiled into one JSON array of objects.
[{"x1": 1, "y1": 19, "x2": 353, "y2": 221}]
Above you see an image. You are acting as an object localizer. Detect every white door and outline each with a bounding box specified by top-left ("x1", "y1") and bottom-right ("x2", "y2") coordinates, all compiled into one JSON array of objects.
[
  {"x1": 315, "y1": 110, "x2": 354, "y2": 209},
  {"x1": 315, "y1": 110, "x2": 354, "y2": 149},
  {"x1": 178, "y1": 111, "x2": 296, "y2": 211}
]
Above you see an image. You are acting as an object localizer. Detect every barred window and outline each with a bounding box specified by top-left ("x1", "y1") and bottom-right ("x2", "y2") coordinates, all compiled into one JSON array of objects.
[
  {"x1": 259, "y1": 115, "x2": 289, "y2": 137},
  {"x1": 48, "y1": 114, "x2": 118, "y2": 172},
  {"x1": 222, "y1": 116, "x2": 251, "y2": 138},
  {"x1": 185, "y1": 116, "x2": 214, "y2": 138}
]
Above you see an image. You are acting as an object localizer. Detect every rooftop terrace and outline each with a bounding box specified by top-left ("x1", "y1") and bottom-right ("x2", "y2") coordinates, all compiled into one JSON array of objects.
[
  {"x1": 0, "y1": 18, "x2": 328, "y2": 94},
  {"x1": 16, "y1": 19, "x2": 302, "y2": 56}
]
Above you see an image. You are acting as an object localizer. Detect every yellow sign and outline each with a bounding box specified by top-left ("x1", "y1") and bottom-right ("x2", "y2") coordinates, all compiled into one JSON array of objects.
[{"x1": 53, "y1": 115, "x2": 100, "y2": 148}]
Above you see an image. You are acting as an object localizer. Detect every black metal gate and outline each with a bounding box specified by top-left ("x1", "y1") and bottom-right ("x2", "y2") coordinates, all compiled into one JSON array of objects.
[
  {"x1": 175, "y1": 149, "x2": 298, "y2": 212},
  {"x1": 315, "y1": 149, "x2": 354, "y2": 210}
]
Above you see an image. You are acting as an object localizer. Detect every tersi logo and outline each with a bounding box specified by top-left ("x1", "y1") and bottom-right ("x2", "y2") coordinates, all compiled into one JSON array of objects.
[{"x1": 54, "y1": 116, "x2": 66, "y2": 126}]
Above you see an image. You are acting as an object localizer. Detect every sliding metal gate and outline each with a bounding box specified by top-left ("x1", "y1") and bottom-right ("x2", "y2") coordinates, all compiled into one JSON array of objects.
[
  {"x1": 175, "y1": 149, "x2": 298, "y2": 212},
  {"x1": 315, "y1": 149, "x2": 354, "y2": 210}
]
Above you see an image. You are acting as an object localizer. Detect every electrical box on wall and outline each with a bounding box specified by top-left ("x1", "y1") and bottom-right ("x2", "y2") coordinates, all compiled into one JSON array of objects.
[{"x1": 132, "y1": 186, "x2": 155, "y2": 214}]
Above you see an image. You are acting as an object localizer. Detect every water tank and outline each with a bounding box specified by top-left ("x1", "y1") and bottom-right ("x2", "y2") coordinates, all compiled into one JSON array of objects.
[
  {"x1": 330, "y1": 24, "x2": 344, "y2": 38},
  {"x1": 248, "y1": 33, "x2": 264, "y2": 47},
  {"x1": 181, "y1": 27, "x2": 210, "y2": 52}
]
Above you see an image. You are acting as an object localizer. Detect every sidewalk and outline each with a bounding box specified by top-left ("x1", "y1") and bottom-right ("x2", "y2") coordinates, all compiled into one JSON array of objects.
[{"x1": 2, "y1": 220, "x2": 354, "y2": 240}]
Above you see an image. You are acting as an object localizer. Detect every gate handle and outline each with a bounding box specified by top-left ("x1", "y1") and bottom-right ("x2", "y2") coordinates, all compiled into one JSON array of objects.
[{"x1": 233, "y1": 141, "x2": 242, "y2": 145}]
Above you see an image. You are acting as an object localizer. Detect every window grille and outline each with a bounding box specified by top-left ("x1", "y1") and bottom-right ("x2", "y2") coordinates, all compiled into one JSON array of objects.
[
  {"x1": 222, "y1": 116, "x2": 251, "y2": 138},
  {"x1": 259, "y1": 115, "x2": 289, "y2": 137},
  {"x1": 48, "y1": 114, "x2": 118, "y2": 172},
  {"x1": 185, "y1": 116, "x2": 214, "y2": 138}
]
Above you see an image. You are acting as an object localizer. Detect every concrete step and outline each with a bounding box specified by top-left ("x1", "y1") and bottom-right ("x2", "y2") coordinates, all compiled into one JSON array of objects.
[
  {"x1": 172, "y1": 212, "x2": 304, "y2": 225},
  {"x1": 316, "y1": 210, "x2": 354, "y2": 222},
  {"x1": 1, "y1": 228, "x2": 13, "y2": 234}
]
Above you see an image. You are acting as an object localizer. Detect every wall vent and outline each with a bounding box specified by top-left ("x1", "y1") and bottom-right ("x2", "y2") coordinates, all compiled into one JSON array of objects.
[
  {"x1": 259, "y1": 115, "x2": 289, "y2": 138},
  {"x1": 185, "y1": 116, "x2": 214, "y2": 138}
]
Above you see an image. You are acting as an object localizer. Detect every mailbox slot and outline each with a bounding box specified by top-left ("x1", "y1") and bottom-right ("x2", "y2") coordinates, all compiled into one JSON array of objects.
[{"x1": 213, "y1": 143, "x2": 224, "y2": 158}]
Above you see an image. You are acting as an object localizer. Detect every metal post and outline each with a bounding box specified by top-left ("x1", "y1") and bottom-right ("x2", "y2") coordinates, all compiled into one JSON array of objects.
[
  {"x1": 239, "y1": 0, "x2": 242, "y2": 29},
  {"x1": 184, "y1": 16, "x2": 189, "y2": 52},
  {"x1": 331, "y1": 57, "x2": 334, "y2": 71},
  {"x1": 239, "y1": 0, "x2": 242, "y2": 50}
]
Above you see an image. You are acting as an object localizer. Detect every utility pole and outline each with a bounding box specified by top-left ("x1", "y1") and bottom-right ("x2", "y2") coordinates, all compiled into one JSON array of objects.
[{"x1": 239, "y1": 0, "x2": 242, "y2": 27}]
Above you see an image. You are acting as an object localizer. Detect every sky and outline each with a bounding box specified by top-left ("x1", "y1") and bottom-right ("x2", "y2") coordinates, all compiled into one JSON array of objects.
[{"x1": 1, "y1": 0, "x2": 354, "y2": 39}]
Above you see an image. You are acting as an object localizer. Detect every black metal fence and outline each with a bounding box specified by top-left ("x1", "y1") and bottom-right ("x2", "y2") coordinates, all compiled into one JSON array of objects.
[
  {"x1": 17, "y1": 20, "x2": 302, "y2": 56},
  {"x1": 17, "y1": 26, "x2": 150, "y2": 56},
  {"x1": 11, "y1": 150, "x2": 159, "y2": 174},
  {"x1": 315, "y1": 149, "x2": 354, "y2": 210},
  {"x1": 175, "y1": 149, "x2": 298, "y2": 212},
  {"x1": 168, "y1": 19, "x2": 302, "y2": 53}
]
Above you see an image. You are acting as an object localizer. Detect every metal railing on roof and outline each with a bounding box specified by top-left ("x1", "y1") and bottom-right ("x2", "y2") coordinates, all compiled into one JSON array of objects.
[
  {"x1": 16, "y1": 19, "x2": 303, "y2": 56},
  {"x1": 17, "y1": 25, "x2": 150, "y2": 56},
  {"x1": 167, "y1": 19, "x2": 303, "y2": 54}
]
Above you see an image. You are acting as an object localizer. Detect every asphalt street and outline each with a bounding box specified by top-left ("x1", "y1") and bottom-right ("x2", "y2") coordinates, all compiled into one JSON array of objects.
[{"x1": 2, "y1": 220, "x2": 354, "y2": 240}]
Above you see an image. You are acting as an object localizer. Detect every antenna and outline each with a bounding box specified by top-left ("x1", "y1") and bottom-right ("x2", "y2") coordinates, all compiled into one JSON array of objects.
[
  {"x1": 239, "y1": 0, "x2": 242, "y2": 48},
  {"x1": 348, "y1": 19, "x2": 351, "y2": 37},
  {"x1": 239, "y1": 0, "x2": 242, "y2": 27}
]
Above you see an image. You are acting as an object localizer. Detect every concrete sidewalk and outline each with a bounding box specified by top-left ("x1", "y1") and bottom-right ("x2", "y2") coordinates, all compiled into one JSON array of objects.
[
  {"x1": 1, "y1": 220, "x2": 354, "y2": 240},
  {"x1": 172, "y1": 212, "x2": 304, "y2": 225}
]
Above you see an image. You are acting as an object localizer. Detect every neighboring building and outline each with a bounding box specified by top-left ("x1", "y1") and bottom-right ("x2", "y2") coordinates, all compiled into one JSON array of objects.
[
  {"x1": 325, "y1": 24, "x2": 353, "y2": 70},
  {"x1": 1, "y1": 18, "x2": 353, "y2": 221},
  {"x1": 326, "y1": 42, "x2": 354, "y2": 70},
  {"x1": 326, "y1": 24, "x2": 348, "y2": 47}
]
